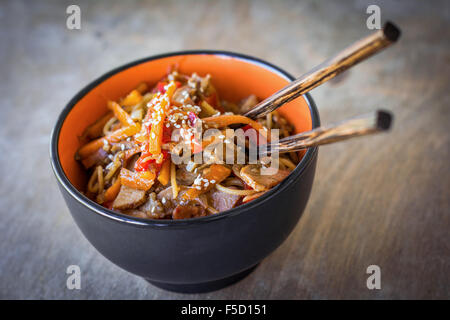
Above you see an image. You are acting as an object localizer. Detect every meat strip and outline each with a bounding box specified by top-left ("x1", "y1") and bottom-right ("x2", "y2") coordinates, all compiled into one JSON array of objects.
[
  {"x1": 172, "y1": 204, "x2": 206, "y2": 220},
  {"x1": 209, "y1": 189, "x2": 241, "y2": 212},
  {"x1": 240, "y1": 164, "x2": 291, "y2": 191},
  {"x1": 112, "y1": 185, "x2": 147, "y2": 210}
]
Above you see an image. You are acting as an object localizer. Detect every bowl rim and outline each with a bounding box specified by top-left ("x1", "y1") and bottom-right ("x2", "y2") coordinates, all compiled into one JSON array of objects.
[{"x1": 50, "y1": 50, "x2": 321, "y2": 228}]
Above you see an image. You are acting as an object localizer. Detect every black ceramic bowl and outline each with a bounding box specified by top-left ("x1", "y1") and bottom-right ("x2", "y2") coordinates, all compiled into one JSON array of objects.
[{"x1": 50, "y1": 51, "x2": 320, "y2": 293}]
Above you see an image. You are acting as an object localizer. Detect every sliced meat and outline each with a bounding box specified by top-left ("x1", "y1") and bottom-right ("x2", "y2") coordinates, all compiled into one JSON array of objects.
[
  {"x1": 240, "y1": 165, "x2": 291, "y2": 191},
  {"x1": 242, "y1": 191, "x2": 267, "y2": 203},
  {"x1": 112, "y1": 185, "x2": 147, "y2": 210},
  {"x1": 239, "y1": 95, "x2": 258, "y2": 114},
  {"x1": 157, "y1": 186, "x2": 178, "y2": 202},
  {"x1": 156, "y1": 186, "x2": 188, "y2": 211},
  {"x1": 138, "y1": 192, "x2": 167, "y2": 219},
  {"x1": 172, "y1": 85, "x2": 195, "y2": 105},
  {"x1": 209, "y1": 189, "x2": 241, "y2": 212},
  {"x1": 176, "y1": 165, "x2": 197, "y2": 185},
  {"x1": 122, "y1": 209, "x2": 148, "y2": 219},
  {"x1": 172, "y1": 204, "x2": 206, "y2": 220},
  {"x1": 81, "y1": 148, "x2": 108, "y2": 169},
  {"x1": 196, "y1": 193, "x2": 210, "y2": 209}
]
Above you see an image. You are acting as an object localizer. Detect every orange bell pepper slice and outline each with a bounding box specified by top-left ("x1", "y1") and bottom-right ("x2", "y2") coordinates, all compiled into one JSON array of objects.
[
  {"x1": 183, "y1": 164, "x2": 231, "y2": 200},
  {"x1": 119, "y1": 168, "x2": 155, "y2": 191},
  {"x1": 108, "y1": 101, "x2": 135, "y2": 127},
  {"x1": 78, "y1": 123, "x2": 140, "y2": 158},
  {"x1": 157, "y1": 158, "x2": 171, "y2": 186},
  {"x1": 120, "y1": 89, "x2": 143, "y2": 107},
  {"x1": 103, "y1": 178, "x2": 121, "y2": 202},
  {"x1": 147, "y1": 81, "x2": 177, "y2": 154}
]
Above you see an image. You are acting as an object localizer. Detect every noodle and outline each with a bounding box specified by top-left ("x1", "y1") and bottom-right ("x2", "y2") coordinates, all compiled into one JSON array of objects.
[
  {"x1": 266, "y1": 112, "x2": 272, "y2": 129},
  {"x1": 103, "y1": 116, "x2": 118, "y2": 136},
  {"x1": 279, "y1": 157, "x2": 296, "y2": 170},
  {"x1": 97, "y1": 165, "x2": 104, "y2": 194},
  {"x1": 206, "y1": 206, "x2": 218, "y2": 214},
  {"x1": 215, "y1": 183, "x2": 257, "y2": 196},
  {"x1": 77, "y1": 71, "x2": 300, "y2": 220},
  {"x1": 170, "y1": 161, "x2": 179, "y2": 199},
  {"x1": 87, "y1": 167, "x2": 99, "y2": 193}
]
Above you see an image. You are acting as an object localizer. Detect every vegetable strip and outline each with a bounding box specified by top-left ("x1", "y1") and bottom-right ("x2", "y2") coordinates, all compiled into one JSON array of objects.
[
  {"x1": 78, "y1": 124, "x2": 140, "y2": 158},
  {"x1": 108, "y1": 101, "x2": 135, "y2": 127},
  {"x1": 120, "y1": 168, "x2": 155, "y2": 191},
  {"x1": 202, "y1": 114, "x2": 270, "y2": 140},
  {"x1": 104, "y1": 178, "x2": 121, "y2": 202}
]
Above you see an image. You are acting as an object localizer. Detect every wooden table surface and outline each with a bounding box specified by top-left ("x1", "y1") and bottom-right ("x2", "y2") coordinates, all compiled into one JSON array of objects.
[{"x1": 0, "y1": 0, "x2": 448, "y2": 299}]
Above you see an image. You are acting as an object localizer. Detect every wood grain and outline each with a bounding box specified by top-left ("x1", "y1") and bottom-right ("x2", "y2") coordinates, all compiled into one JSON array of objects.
[
  {"x1": 244, "y1": 22, "x2": 400, "y2": 119},
  {"x1": 266, "y1": 110, "x2": 392, "y2": 154},
  {"x1": 0, "y1": 0, "x2": 448, "y2": 299}
]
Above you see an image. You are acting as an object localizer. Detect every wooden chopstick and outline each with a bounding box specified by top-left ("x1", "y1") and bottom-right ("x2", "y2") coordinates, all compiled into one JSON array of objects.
[
  {"x1": 244, "y1": 22, "x2": 401, "y2": 120},
  {"x1": 261, "y1": 110, "x2": 393, "y2": 154}
]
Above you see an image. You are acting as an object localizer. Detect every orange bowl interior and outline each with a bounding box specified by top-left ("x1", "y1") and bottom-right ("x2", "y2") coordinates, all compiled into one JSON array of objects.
[{"x1": 58, "y1": 54, "x2": 313, "y2": 191}]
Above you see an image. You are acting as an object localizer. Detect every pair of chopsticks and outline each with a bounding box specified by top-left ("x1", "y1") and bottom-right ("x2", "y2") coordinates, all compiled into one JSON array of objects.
[{"x1": 245, "y1": 22, "x2": 400, "y2": 153}]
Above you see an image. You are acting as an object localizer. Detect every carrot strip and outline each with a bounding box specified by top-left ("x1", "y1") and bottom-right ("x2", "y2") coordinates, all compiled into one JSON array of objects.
[
  {"x1": 202, "y1": 114, "x2": 269, "y2": 140},
  {"x1": 157, "y1": 158, "x2": 171, "y2": 186},
  {"x1": 78, "y1": 124, "x2": 140, "y2": 158},
  {"x1": 119, "y1": 168, "x2": 154, "y2": 191},
  {"x1": 148, "y1": 81, "x2": 177, "y2": 154},
  {"x1": 183, "y1": 164, "x2": 231, "y2": 200},
  {"x1": 104, "y1": 178, "x2": 121, "y2": 202},
  {"x1": 108, "y1": 101, "x2": 135, "y2": 127},
  {"x1": 82, "y1": 112, "x2": 114, "y2": 139},
  {"x1": 135, "y1": 82, "x2": 148, "y2": 94},
  {"x1": 120, "y1": 89, "x2": 143, "y2": 107}
]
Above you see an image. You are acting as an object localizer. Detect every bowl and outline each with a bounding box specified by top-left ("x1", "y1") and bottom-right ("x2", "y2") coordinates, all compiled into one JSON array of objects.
[{"x1": 50, "y1": 50, "x2": 320, "y2": 293}]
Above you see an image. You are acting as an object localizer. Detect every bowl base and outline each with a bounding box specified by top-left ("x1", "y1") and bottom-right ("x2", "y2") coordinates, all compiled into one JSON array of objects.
[{"x1": 145, "y1": 264, "x2": 259, "y2": 294}]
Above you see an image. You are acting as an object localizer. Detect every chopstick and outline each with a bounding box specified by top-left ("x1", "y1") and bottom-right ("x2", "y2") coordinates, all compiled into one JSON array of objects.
[
  {"x1": 244, "y1": 22, "x2": 401, "y2": 120},
  {"x1": 261, "y1": 110, "x2": 392, "y2": 154}
]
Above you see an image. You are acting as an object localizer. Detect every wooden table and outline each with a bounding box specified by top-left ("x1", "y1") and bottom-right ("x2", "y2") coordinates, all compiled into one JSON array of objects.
[{"x1": 0, "y1": 0, "x2": 448, "y2": 299}]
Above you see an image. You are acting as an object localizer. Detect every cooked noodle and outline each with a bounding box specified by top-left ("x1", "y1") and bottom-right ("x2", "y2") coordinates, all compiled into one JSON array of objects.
[
  {"x1": 215, "y1": 183, "x2": 257, "y2": 196},
  {"x1": 77, "y1": 71, "x2": 300, "y2": 220},
  {"x1": 279, "y1": 157, "x2": 296, "y2": 170}
]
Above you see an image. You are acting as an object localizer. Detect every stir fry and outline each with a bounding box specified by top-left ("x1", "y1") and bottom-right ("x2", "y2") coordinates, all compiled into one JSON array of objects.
[{"x1": 76, "y1": 71, "x2": 299, "y2": 219}]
